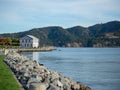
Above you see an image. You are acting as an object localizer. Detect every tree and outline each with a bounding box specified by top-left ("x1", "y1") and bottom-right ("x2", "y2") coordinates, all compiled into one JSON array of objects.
[{"x1": 6, "y1": 38, "x2": 12, "y2": 45}]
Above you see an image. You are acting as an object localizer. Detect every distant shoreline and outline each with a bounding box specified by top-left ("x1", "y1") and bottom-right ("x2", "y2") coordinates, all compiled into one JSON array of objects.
[
  {"x1": 1, "y1": 46, "x2": 120, "y2": 55},
  {"x1": 18, "y1": 46, "x2": 56, "y2": 52},
  {"x1": 0, "y1": 46, "x2": 56, "y2": 55}
]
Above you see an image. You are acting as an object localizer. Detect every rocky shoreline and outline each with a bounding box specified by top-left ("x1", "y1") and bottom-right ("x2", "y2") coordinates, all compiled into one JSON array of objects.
[{"x1": 4, "y1": 50, "x2": 91, "y2": 90}]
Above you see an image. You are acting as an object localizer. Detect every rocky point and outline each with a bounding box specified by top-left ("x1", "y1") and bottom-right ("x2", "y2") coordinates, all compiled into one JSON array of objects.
[{"x1": 4, "y1": 50, "x2": 91, "y2": 90}]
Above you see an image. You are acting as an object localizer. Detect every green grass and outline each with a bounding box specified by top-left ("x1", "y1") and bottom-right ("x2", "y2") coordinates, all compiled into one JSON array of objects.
[
  {"x1": 0, "y1": 45, "x2": 4, "y2": 49},
  {"x1": 0, "y1": 55, "x2": 21, "y2": 90}
]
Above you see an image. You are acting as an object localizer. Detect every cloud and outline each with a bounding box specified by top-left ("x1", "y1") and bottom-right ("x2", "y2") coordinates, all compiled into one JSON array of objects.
[
  {"x1": 1, "y1": 0, "x2": 120, "y2": 18},
  {"x1": 0, "y1": 0, "x2": 120, "y2": 33}
]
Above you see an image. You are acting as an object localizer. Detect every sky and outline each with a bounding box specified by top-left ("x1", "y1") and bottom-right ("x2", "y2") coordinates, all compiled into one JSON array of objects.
[{"x1": 0, "y1": 0, "x2": 120, "y2": 34}]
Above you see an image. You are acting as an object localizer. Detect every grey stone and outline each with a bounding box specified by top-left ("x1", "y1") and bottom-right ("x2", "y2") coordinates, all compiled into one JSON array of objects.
[
  {"x1": 48, "y1": 84, "x2": 60, "y2": 90},
  {"x1": 85, "y1": 86, "x2": 91, "y2": 90},
  {"x1": 29, "y1": 82, "x2": 46, "y2": 90},
  {"x1": 71, "y1": 83, "x2": 80, "y2": 90},
  {"x1": 57, "y1": 80, "x2": 63, "y2": 87}
]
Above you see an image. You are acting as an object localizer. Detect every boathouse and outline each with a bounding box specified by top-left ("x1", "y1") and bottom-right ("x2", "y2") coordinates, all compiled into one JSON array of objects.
[{"x1": 20, "y1": 35, "x2": 39, "y2": 48}]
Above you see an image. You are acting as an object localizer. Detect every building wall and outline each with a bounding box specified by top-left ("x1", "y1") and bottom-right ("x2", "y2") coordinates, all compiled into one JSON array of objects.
[
  {"x1": 20, "y1": 36, "x2": 39, "y2": 48},
  {"x1": 33, "y1": 39, "x2": 39, "y2": 48}
]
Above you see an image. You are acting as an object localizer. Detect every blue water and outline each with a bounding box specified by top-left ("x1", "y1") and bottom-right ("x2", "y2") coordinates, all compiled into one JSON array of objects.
[{"x1": 21, "y1": 48, "x2": 120, "y2": 90}]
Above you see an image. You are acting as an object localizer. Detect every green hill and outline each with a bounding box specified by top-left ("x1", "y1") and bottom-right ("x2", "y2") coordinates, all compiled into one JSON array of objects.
[{"x1": 0, "y1": 21, "x2": 120, "y2": 47}]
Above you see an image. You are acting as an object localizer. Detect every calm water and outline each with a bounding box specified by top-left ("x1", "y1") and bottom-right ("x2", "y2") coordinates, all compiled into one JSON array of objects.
[{"x1": 21, "y1": 48, "x2": 120, "y2": 90}]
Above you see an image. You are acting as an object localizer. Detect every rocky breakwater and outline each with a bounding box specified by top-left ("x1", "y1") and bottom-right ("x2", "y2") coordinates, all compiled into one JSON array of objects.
[{"x1": 4, "y1": 51, "x2": 91, "y2": 90}]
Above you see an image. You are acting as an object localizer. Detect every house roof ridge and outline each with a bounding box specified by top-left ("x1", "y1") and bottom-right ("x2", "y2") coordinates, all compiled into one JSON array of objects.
[{"x1": 27, "y1": 35, "x2": 38, "y2": 40}]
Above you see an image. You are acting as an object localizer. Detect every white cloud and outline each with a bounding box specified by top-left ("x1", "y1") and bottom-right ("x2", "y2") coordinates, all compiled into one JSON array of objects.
[{"x1": 0, "y1": 0, "x2": 120, "y2": 32}]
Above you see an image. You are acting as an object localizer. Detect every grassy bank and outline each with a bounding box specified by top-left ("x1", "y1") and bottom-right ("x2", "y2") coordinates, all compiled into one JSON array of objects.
[{"x1": 0, "y1": 55, "x2": 21, "y2": 90}]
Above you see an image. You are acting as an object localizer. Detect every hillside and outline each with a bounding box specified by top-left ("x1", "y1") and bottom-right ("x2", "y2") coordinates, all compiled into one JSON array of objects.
[{"x1": 0, "y1": 21, "x2": 120, "y2": 47}]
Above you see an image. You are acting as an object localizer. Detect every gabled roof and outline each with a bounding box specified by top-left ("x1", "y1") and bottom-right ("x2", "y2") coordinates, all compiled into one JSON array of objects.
[
  {"x1": 21, "y1": 35, "x2": 39, "y2": 40},
  {"x1": 27, "y1": 35, "x2": 38, "y2": 40}
]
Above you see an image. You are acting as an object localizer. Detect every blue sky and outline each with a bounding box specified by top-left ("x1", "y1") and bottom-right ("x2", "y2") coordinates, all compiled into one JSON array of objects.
[{"x1": 0, "y1": 0, "x2": 120, "y2": 34}]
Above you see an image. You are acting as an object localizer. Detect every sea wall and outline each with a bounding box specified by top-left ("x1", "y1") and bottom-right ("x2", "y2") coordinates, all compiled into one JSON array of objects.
[
  {"x1": 18, "y1": 46, "x2": 56, "y2": 52},
  {"x1": 4, "y1": 50, "x2": 91, "y2": 90},
  {"x1": 0, "y1": 46, "x2": 56, "y2": 55}
]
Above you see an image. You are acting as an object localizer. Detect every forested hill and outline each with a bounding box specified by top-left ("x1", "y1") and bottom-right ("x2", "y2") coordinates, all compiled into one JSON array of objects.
[{"x1": 0, "y1": 21, "x2": 120, "y2": 47}]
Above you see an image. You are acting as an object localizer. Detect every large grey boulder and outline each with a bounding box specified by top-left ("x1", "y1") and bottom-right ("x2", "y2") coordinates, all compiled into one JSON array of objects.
[
  {"x1": 29, "y1": 83, "x2": 47, "y2": 90},
  {"x1": 48, "y1": 84, "x2": 60, "y2": 90}
]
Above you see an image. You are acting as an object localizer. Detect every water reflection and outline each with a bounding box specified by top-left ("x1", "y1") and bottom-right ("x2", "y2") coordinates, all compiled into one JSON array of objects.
[
  {"x1": 33, "y1": 52, "x2": 39, "y2": 62},
  {"x1": 21, "y1": 52, "x2": 39, "y2": 62}
]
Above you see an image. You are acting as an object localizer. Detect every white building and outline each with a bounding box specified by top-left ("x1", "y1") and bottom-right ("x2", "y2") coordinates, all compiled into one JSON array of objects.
[{"x1": 20, "y1": 35, "x2": 39, "y2": 48}]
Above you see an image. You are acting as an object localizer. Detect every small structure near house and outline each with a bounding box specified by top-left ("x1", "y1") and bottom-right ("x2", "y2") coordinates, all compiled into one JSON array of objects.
[{"x1": 20, "y1": 35, "x2": 39, "y2": 48}]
